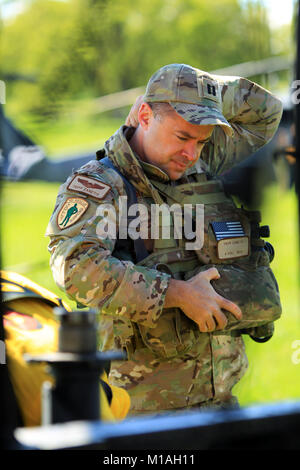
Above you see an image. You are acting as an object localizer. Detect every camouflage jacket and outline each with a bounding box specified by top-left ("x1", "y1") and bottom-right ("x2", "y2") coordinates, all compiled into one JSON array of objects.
[{"x1": 46, "y1": 75, "x2": 282, "y2": 413}]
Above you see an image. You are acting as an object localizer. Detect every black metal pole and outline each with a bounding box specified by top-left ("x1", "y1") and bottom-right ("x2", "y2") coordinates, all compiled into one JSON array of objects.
[
  {"x1": 44, "y1": 309, "x2": 101, "y2": 424},
  {"x1": 295, "y1": 0, "x2": 300, "y2": 244},
  {"x1": 25, "y1": 308, "x2": 124, "y2": 425}
]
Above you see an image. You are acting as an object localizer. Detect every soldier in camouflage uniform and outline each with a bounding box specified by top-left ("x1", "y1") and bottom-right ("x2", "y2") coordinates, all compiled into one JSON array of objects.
[{"x1": 46, "y1": 64, "x2": 283, "y2": 414}]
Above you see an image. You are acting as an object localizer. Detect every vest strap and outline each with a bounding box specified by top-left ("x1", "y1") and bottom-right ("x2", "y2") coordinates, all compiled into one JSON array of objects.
[{"x1": 100, "y1": 156, "x2": 149, "y2": 263}]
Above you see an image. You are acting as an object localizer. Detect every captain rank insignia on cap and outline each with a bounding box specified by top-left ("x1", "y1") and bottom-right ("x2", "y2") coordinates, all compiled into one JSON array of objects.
[
  {"x1": 57, "y1": 197, "x2": 89, "y2": 230},
  {"x1": 197, "y1": 77, "x2": 221, "y2": 104}
]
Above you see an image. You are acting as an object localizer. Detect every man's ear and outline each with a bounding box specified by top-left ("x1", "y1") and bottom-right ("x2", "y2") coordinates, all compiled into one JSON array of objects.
[
  {"x1": 125, "y1": 95, "x2": 144, "y2": 127},
  {"x1": 138, "y1": 102, "x2": 153, "y2": 130}
]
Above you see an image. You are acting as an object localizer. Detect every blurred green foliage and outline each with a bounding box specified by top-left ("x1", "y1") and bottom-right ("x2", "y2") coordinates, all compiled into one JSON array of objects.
[{"x1": 0, "y1": 0, "x2": 278, "y2": 118}]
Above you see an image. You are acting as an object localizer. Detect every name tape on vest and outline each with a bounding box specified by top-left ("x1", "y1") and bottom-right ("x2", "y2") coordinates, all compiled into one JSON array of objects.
[{"x1": 217, "y1": 236, "x2": 249, "y2": 260}]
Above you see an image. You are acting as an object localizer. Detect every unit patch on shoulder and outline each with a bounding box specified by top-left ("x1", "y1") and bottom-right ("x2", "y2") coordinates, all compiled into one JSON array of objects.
[
  {"x1": 57, "y1": 197, "x2": 89, "y2": 230},
  {"x1": 67, "y1": 175, "x2": 111, "y2": 200}
]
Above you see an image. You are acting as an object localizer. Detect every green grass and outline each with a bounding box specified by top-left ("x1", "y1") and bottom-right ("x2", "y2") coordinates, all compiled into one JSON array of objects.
[
  {"x1": 233, "y1": 184, "x2": 300, "y2": 405},
  {"x1": 0, "y1": 180, "x2": 76, "y2": 309},
  {"x1": 1, "y1": 168, "x2": 300, "y2": 408}
]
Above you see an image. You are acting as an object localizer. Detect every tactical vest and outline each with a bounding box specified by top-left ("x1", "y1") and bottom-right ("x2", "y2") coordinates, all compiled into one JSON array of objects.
[{"x1": 101, "y1": 158, "x2": 282, "y2": 361}]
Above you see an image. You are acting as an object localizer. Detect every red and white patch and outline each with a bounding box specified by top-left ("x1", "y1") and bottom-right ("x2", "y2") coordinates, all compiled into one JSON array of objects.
[{"x1": 68, "y1": 175, "x2": 111, "y2": 200}]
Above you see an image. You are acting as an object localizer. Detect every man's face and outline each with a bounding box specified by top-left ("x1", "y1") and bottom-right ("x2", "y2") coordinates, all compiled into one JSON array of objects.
[{"x1": 138, "y1": 104, "x2": 214, "y2": 180}]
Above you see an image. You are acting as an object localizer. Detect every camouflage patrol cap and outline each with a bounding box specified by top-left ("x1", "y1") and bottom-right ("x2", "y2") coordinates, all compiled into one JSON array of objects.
[{"x1": 144, "y1": 63, "x2": 233, "y2": 136}]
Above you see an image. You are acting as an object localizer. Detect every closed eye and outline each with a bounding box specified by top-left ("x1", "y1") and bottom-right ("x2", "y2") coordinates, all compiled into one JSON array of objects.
[{"x1": 176, "y1": 134, "x2": 210, "y2": 145}]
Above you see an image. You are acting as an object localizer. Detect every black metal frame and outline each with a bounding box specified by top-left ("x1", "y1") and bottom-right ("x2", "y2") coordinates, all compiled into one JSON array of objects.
[{"x1": 1, "y1": 0, "x2": 300, "y2": 452}]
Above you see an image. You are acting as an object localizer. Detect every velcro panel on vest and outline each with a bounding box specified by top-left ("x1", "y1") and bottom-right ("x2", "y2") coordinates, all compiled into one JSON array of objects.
[
  {"x1": 150, "y1": 178, "x2": 251, "y2": 265},
  {"x1": 205, "y1": 207, "x2": 251, "y2": 265},
  {"x1": 151, "y1": 179, "x2": 231, "y2": 206}
]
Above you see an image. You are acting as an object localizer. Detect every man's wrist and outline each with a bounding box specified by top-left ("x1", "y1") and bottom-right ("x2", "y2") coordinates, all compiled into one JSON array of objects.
[{"x1": 164, "y1": 278, "x2": 185, "y2": 310}]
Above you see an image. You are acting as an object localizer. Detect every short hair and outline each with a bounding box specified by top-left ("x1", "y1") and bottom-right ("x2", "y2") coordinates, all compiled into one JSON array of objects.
[{"x1": 146, "y1": 101, "x2": 174, "y2": 121}]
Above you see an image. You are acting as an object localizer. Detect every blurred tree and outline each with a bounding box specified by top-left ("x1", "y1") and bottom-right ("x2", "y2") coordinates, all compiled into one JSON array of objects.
[{"x1": 0, "y1": 0, "x2": 283, "y2": 118}]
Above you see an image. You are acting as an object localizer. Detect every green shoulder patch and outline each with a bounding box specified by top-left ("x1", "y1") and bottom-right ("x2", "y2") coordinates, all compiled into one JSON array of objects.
[{"x1": 57, "y1": 197, "x2": 89, "y2": 230}]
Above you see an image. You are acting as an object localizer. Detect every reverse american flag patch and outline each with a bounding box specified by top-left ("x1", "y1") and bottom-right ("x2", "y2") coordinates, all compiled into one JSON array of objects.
[
  {"x1": 211, "y1": 221, "x2": 245, "y2": 241},
  {"x1": 211, "y1": 220, "x2": 249, "y2": 259}
]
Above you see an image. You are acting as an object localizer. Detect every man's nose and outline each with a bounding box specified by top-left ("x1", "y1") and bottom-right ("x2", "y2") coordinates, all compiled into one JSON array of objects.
[{"x1": 182, "y1": 141, "x2": 198, "y2": 161}]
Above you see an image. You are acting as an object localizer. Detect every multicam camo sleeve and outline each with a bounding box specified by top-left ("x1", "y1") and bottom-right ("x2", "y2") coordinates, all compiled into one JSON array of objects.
[
  {"x1": 46, "y1": 164, "x2": 170, "y2": 328},
  {"x1": 201, "y1": 75, "x2": 283, "y2": 175}
]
